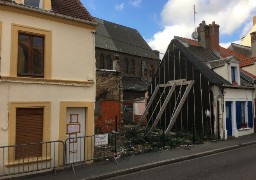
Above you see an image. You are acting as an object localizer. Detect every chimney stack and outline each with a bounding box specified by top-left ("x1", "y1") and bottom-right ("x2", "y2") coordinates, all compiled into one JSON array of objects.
[
  {"x1": 209, "y1": 21, "x2": 220, "y2": 52},
  {"x1": 253, "y1": 16, "x2": 256, "y2": 26},
  {"x1": 197, "y1": 21, "x2": 220, "y2": 52},
  {"x1": 197, "y1": 21, "x2": 210, "y2": 49},
  {"x1": 251, "y1": 31, "x2": 256, "y2": 57}
]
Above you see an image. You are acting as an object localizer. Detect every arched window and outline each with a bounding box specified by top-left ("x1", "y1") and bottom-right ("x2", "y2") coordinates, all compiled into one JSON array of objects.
[
  {"x1": 106, "y1": 55, "x2": 112, "y2": 70},
  {"x1": 131, "y1": 59, "x2": 135, "y2": 75},
  {"x1": 125, "y1": 58, "x2": 129, "y2": 74},
  {"x1": 99, "y1": 54, "x2": 105, "y2": 69}
]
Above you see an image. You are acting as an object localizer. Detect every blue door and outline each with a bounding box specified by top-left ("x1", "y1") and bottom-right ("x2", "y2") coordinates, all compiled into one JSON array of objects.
[{"x1": 226, "y1": 101, "x2": 232, "y2": 136}]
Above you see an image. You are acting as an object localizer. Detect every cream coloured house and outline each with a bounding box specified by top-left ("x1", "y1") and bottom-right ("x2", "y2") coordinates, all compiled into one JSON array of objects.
[
  {"x1": 241, "y1": 16, "x2": 256, "y2": 47},
  {"x1": 0, "y1": 0, "x2": 97, "y2": 174}
]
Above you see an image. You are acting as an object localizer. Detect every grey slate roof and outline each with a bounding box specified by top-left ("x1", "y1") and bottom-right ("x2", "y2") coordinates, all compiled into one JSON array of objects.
[
  {"x1": 122, "y1": 76, "x2": 149, "y2": 92},
  {"x1": 228, "y1": 43, "x2": 252, "y2": 57},
  {"x1": 172, "y1": 39, "x2": 231, "y2": 86},
  {"x1": 95, "y1": 18, "x2": 159, "y2": 60},
  {"x1": 240, "y1": 70, "x2": 256, "y2": 84}
]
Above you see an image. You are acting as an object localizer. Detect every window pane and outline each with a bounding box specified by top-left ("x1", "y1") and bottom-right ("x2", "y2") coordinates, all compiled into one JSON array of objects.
[
  {"x1": 32, "y1": 36, "x2": 44, "y2": 76},
  {"x1": 24, "y1": 0, "x2": 40, "y2": 7},
  {"x1": 18, "y1": 34, "x2": 30, "y2": 75},
  {"x1": 100, "y1": 54, "x2": 104, "y2": 69},
  {"x1": 231, "y1": 66, "x2": 236, "y2": 82},
  {"x1": 107, "y1": 55, "x2": 112, "y2": 69}
]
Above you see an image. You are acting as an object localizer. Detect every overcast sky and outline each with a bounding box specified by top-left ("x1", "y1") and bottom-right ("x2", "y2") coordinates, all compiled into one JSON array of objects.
[{"x1": 82, "y1": 0, "x2": 256, "y2": 56}]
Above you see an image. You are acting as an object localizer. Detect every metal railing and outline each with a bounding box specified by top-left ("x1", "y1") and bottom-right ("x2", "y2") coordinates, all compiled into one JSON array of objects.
[
  {"x1": 65, "y1": 133, "x2": 118, "y2": 165},
  {"x1": 0, "y1": 141, "x2": 64, "y2": 178}
]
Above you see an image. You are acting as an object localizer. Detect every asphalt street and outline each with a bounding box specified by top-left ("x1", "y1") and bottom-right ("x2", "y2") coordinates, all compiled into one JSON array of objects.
[{"x1": 108, "y1": 144, "x2": 256, "y2": 180}]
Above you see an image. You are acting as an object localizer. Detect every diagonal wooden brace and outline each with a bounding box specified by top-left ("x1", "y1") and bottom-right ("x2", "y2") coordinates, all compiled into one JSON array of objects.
[
  {"x1": 136, "y1": 85, "x2": 160, "y2": 128},
  {"x1": 165, "y1": 80, "x2": 195, "y2": 134},
  {"x1": 150, "y1": 84, "x2": 176, "y2": 131}
]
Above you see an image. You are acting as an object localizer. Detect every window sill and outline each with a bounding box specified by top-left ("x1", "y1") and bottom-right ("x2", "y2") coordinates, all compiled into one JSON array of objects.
[
  {"x1": 0, "y1": 76, "x2": 94, "y2": 87},
  {"x1": 238, "y1": 127, "x2": 251, "y2": 131},
  {"x1": 6, "y1": 157, "x2": 51, "y2": 167}
]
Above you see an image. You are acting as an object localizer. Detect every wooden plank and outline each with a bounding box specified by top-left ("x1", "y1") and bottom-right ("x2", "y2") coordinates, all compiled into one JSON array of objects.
[
  {"x1": 136, "y1": 85, "x2": 160, "y2": 128},
  {"x1": 165, "y1": 81, "x2": 195, "y2": 134},
  {"x1": 159, "y1": 79, "x2": 191, "y2": 87},
  {"x1": 146, "y1": 87, "x2": 167, "y2": 128},
  {"x1": 150, "y1": 84, "x2": 176, "y2": 131}
]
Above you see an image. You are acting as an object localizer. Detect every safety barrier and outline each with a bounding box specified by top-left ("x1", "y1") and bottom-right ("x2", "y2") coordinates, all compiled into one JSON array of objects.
[
  {"x1": 0, "y1": 134, "x2": 120, "y2": 178},
  {"x1": 0, "y1": 141, "x2": 65, "y2": 178}
]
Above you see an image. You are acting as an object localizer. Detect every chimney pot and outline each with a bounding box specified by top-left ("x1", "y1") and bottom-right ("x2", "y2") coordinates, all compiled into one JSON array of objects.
[{"x1": 197, "y1": 20, "x2": 220, "y2": 52}]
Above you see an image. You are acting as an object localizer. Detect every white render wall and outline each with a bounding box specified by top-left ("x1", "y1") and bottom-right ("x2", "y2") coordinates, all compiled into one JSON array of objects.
[
  {"x1": 213, "y1": 64, "x2": 229, "y2": 82},
  {"x1": 0, "y1": 10, "x2": 96, "y2": 82},
  {"x1": 223, "y1": 88, "x2": 254, "y2": 139}
]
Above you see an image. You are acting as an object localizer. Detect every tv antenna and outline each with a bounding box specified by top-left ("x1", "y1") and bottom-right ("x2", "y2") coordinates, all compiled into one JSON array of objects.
[{"x1": 192, "y1": 5, "x2": 198, "y2": 39}]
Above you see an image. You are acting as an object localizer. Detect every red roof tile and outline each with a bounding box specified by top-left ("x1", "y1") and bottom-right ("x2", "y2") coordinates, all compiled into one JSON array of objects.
[
  {"x1": 51, "y1": 0, "x2": 94, "y2": 22},
  {"x1": 0, "y1": 0, "x2": 95, "y2": 22}
]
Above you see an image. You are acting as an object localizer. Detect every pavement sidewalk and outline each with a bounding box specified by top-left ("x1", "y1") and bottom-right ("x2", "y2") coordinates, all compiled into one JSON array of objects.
[{"x1": 22, "y1": 133, "x2": 256, "y2": 180}]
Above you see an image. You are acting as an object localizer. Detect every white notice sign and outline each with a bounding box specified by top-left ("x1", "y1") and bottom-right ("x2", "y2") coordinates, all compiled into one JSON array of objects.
[{"x1": 95, "y1": 134, "x2": 108, "y2": 146}]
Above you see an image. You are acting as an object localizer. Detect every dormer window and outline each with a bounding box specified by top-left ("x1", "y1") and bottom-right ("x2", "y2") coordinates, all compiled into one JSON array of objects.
[
  {"x1": 22, "y1": 0, "x2": 42, "y2": 8},
  {"x1": 24, "y1": 0, "x2": 41, "y2": 8},
  {"x1": 231, "y1": 66, "x2": 237, "y2": 84},
  {"x1": 229, "y1": 64, "x2": 240, "y2": 85}
]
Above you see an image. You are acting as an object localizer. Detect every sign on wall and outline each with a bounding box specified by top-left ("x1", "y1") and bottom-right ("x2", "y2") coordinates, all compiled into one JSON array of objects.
[
  {"x1": 95, "y1": 134, "x2": 108, "y2": 146},
  {"x1": 66, "y1": 114, "x2": 81, "y2": 143}
]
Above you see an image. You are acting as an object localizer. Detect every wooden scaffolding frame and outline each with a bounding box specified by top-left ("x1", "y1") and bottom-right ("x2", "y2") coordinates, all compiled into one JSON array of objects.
[{"x1": 136, "y1": 79, "x2": 194, "y2": 134}]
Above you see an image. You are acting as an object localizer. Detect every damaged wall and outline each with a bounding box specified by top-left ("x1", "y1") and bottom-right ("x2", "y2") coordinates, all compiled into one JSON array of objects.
[{"x1": 95, "y1": 70, "x2": 123, "y2": 133}]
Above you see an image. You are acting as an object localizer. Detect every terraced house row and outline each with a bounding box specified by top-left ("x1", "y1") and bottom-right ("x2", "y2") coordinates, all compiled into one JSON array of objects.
[{"x1": 0, "y1": 0, "x2": 256, "y2": 178}]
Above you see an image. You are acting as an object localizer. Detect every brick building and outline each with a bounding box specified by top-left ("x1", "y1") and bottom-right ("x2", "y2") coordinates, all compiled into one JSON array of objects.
[{"x1": 95, "y1": 18, "x2": 159, "y2": 126}]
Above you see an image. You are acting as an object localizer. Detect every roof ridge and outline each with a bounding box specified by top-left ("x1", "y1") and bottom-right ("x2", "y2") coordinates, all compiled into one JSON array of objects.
[{"x1": 96, "y1": 17, "x2": 137, "y2": 31}]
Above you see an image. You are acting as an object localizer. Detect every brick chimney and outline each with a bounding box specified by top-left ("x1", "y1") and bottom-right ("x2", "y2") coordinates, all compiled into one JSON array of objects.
[
  {"x1": 251, "y1": 31, "x2": 256, "y2": 57},
  {"x1": 197, "y1": 21, "x2": 220, "y2": 52},
  {"x1": 209, "y1": 21, "x2": 220, "y2": 52}
]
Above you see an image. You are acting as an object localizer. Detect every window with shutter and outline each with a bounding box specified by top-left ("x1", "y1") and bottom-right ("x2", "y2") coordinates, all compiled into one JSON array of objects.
[{"x1": 15, "y1": 108, "x2": 44, "y2": 159}]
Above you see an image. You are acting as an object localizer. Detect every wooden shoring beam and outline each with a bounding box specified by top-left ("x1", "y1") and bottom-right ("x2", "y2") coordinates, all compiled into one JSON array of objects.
[
  {"x1": 146, "y1": 86, "x2": 167, "y2": 128},
  {"x1": 150, "y1": 83, "x2": 176, "y2": 131},
  {"x1": 159, "y1": 79, "x2": 190, "y2": 87},
  {"x1": 165, "y1": 80, "x2": 195, "y2": 134},
  {"x1": 136, "y1": 85, "x2": 160, "y2": 128}
]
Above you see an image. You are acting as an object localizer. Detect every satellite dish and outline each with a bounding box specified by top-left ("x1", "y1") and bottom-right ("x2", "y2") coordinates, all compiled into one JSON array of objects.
[{"x1": 192, "y1": 31, "x2": 198, "y2": 39}]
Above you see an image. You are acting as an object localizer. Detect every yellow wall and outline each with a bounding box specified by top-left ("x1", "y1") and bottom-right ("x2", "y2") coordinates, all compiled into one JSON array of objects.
[
  {"x1": 8, "y1": 102, "x2": 51, "y2": 164},
  {"x1": 241, "y1": 24, "x2": 256, "y2": 47},
  {"x1": 10, "y1": 24, "x2": 52, "y2": 78},
  {"x1": 242, "y1": 64, "x2": 256, "y2": 76},
  {"x1": 59, "y1": 101, "x2": 95, "y2": 164},
  {"x1": 0, "y1": 3, "x2": 96, "y2": 167},
  {"x1": 0, "y1": 21, "x2": 2, "y2": 60},
  {"x1": 43, "y1": 0, "x2": 52, "y2": 10},
  {"x1": 0, "y1": 9, "x2": 96, "y2": 82},
  {"x1": 9, "y1": 102, "x2": 51, "y2": 146}
]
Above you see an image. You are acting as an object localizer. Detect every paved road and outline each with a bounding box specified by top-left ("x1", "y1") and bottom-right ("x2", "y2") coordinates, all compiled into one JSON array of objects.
[{"x1": 108, "y1": 144, "x2": 256, "y2": 180}]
